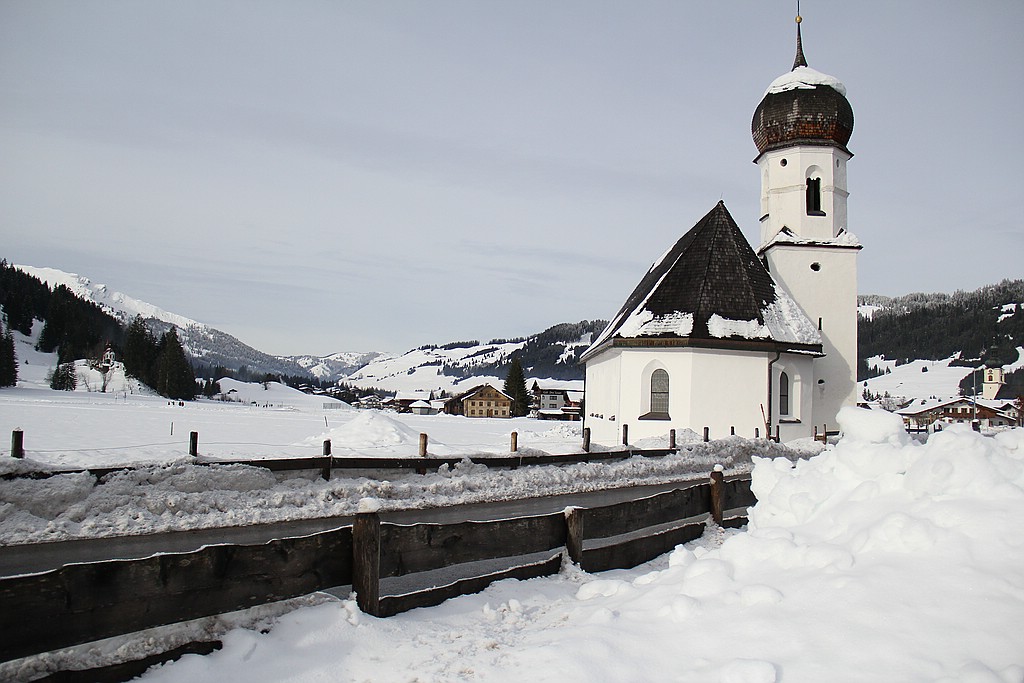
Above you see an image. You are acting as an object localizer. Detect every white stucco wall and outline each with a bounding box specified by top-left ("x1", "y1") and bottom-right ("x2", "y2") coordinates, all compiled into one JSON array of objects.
[
  {"x1": 757, "y1": 145, "x2": 850, "y2": 245},
  {"x1": 764, "y1": 241, "x2": 858, "y2": 432},
  {"x1": 586, "y1": 346, "x2": 825, "y2": 446}
]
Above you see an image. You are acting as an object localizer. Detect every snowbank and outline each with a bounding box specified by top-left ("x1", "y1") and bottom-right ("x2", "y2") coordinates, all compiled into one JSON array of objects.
[{"x1": 132, "y1": 409, "x2": 1023, "y2": 682}]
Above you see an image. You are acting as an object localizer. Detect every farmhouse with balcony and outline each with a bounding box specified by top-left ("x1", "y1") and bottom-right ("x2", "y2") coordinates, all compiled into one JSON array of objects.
[{"x1": 444, "y1": 384, "x2": 513, "y2": 418}]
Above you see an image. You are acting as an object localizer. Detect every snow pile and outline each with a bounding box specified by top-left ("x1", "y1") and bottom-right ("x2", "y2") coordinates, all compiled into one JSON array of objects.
[
  {"x1": 136, "y1": 409, "x2": 1022, "y2": 682},
  {"x1": 317, "y1": 411, "x2": 427, "y2": 451}
]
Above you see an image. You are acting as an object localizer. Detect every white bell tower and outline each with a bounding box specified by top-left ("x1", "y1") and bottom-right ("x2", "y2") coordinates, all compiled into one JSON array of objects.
[{"x1": 752, "y1": 13, "x2": 861, "y2": 434}]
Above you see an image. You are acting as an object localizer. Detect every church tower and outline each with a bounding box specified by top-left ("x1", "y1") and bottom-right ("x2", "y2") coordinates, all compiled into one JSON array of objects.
[{"x1": 751, "y1": 12, "x2": 861, "y2": 433}]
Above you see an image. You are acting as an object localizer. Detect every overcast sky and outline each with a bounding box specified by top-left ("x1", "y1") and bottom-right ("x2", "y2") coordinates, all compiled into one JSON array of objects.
[{"x1": 2, "y1": 1, "x2": 1022, "y2": 356}]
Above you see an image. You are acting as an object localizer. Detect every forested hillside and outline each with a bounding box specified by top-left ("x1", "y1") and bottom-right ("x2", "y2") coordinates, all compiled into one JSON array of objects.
[{"x1": 858, "y1": 279, "x2": 1024, "y2": 397}]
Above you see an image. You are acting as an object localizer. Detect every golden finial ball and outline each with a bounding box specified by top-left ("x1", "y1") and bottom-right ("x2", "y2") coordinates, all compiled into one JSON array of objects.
[{"x1": 795, "y1": 15, "x2": 802, "y2": 24}]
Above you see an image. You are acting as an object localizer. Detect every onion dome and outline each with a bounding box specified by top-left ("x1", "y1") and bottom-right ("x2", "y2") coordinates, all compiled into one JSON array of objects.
[{"x1": 751, "y1": 15, "x2": 854, "y2": 158}]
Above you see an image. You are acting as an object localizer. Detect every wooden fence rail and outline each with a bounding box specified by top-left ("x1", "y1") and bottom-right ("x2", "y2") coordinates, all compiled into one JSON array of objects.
[
  {"x1": 0, "y1": 472, "x2": 753, "y2": 663},
  {"x1": 1, "y1": 446, "x2": 681, "y2": 483}
]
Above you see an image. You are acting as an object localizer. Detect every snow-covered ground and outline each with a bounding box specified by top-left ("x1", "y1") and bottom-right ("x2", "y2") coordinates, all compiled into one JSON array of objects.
[
  {"x1": 27, "y1": 407, "x2": 1014, "y2": 683},
  {"x1": 3, "y1": 330, "x2": 1023, "y2": 680},
  {"x1": 862, "y1": 354, "x2": 975, "y2": 401},
  {"x1": 1, "y1": 337, "x2": 811, "y2": 544}
]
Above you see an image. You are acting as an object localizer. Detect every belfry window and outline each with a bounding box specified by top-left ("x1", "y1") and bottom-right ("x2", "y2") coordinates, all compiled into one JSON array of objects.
[
  {"x1": 806, "y1": 177, "x2": 824, "y2": 215},
  {"x1": 779, "y1": 371, "x2": 791, "y2": 416}
]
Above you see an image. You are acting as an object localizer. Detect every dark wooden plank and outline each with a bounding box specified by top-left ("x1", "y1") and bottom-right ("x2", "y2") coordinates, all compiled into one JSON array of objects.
[
  {"x1": 352, "y1": 512, "x2": 381, "y2": 616},
  {"x1": 565, "y1": 507, "x2": 584, "y2": 565},
  {"x1": 723, "y1": 477, "x2": 756, "y2": 510},
  {"x1": 580, "y1": 484, "x2": 710, "y2": 540},
  {"x1": 377, "y1": 554, "x2": 562, "y2": 617},
  {"x1": 378, "y1": 513, "x2": 566, "y2": 578},
  {"x1": 0, "y1": 528, "x2": 352, "y2": 662},
  {"x1": 34, "y1": 640, "x2": 222, "y2": 683},
  {"x1": 580, "y1": 521, "x2": 706, "y2": 573},
  {"x1": 722, "y1": 515, "x2": 749, "y2": 529}
]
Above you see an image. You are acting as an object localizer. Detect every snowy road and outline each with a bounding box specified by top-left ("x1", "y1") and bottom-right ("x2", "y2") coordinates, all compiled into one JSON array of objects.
[{"x1": 0, "y1": 475, "x2": 720, "y2": 577}]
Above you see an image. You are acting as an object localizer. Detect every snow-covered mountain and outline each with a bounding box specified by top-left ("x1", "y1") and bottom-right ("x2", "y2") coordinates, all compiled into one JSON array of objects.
[
  {"x1": 14, "y1": 265, "x2": 347, "y2": 380},
  {"x1": 11, "y1": 265, "x2": 602, "y2": 389},
  {"x1": 283, "y1": 351, "x2": 390, "y2": 383}
]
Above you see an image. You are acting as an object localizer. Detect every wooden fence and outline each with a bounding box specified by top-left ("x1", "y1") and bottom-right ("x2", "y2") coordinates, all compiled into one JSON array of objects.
[
  {"x1": 0, "y1": 472, "x2": 753, "y2": 663},
  {"x1": 4, "y1": 425, "x2": 681, "y2": 482}
]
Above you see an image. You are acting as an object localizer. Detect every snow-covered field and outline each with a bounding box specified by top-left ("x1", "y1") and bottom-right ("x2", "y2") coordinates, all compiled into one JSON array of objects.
[
  {"x1": 57, "y1": 408, "x2": 1023, "y2": 683},
  {"x1": 1, "y1": 336, "x2": 808, "y2": 544}
]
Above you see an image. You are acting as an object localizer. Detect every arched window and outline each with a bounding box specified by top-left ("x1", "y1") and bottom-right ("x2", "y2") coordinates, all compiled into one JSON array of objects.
[
  {"x1": 806, "y1": 177, "x2": 824, "y2": 215},
  {"x1": 651, "y1": 369, "x2": 669, "y2": 414},
  {"x1": 779, "y1": 371, "x2": 790, "y2": 416}
]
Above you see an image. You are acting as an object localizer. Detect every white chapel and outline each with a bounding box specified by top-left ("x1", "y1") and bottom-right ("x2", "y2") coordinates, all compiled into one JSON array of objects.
[{"x1": 581, "y1": 14, "x2": 860, "y2": 445}]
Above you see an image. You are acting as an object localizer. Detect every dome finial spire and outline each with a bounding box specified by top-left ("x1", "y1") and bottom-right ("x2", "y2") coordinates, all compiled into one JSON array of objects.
[{"x1": 793, "y1": 2, "x2": 808, "y2": 70}]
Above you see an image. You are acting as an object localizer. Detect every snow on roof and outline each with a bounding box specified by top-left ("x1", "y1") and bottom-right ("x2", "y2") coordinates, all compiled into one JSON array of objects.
[
  {"x1": 583, "y1": 202, "x2": 821, "y2": 358},
  {"x1": 765, "y1": 65, "x2": 847, "y2": 97},
  {"x1": 409, "y1": 400, "x2": 431, "y2": 408}
]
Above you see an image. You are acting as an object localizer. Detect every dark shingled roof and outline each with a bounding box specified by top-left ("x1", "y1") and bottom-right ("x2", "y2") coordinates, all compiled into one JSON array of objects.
[{"x1": 585, "y1": 202, "x2": 820, "y2": 357}]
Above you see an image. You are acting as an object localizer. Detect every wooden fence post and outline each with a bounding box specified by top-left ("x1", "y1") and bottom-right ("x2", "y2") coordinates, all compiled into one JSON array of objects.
[
  {"x1": 565, "y1": 507, "x2": 584, "y2": 566},
  {"x1": 709, "y1": 466, "x2": 725, "y2": 525},
  {"x1": 189, "y1": 431, "x2": 199, "y2": 457},
  {"x1": 321, "y1": 439, "x2": 332, "y2": 481},
  {"x1": 352, "y1": 512, "x2": 382, "y2": 617},
  {"x1": 669, "y1": 429, "x2": 676, "y2": 450},
  {"x1": 510, "y1": 431, "x2": 518, "y2": 453},
  {"x1": 11, "y1": 429, "x2": 24, "y2": 459},
  {"x1": 774, "y1": 425, "x2": 780, "y2": 442},
  {"x1": 419, "y1": 433, "x2": 428, "y2": 457},
  {"x1": 582, "y1": 427, "x2": 591, "y2": 453},
  {"x1": 730, "y1": 426, "x2": 735, "y2": 436},
  {"x1": 622, "y1": 424, "x2": 628, "y2": 446},
  {"x1": 703, "y1": 427, "x2": 710, "y2": 443},
  {"x1": 755, "y1": 427, "x2": 760, "y2": 438}
]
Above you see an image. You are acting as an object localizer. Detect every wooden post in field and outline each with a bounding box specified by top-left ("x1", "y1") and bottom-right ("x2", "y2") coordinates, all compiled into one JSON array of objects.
[
  {"x1": 11, "y1": 430, "x2": 24, "y2": 459},
  {"x1": 622, "y1": 424, "x2": 628, "y2": 446},
  {"x1": 189, "y1": 431, "x2": 199, "y2": 457},
  {"x1": 510, "y1": 431, "x2": 518, "y2": 453},
  {"x1": 814, "y1": 425, "x2": 818, "y2": 441},
  {"x1": 730, "y1": 426, "x2": 735, "y2": 436},
  {"x1": 352, "y1": 512, "x2": 382, "y2": 617},
  {"x1": 582, "y1": 427, "x2": 591, "y2": 453},
  {"x1": 321, "y1": 439, "x2": 332, "y2": 481},
  {"x1": 669, "y1": 429, "x2": 676, "y2": 450},
  {"x1": 703, "y1": 427, "x2": 710, "y2": 443},
  {"x1": 710, "y1": 466, "x2": 725, "y2": 525},
  {"x1": 755, "y1": 427, "x2": 760, "y2": 438},
  {"x1": 565, "y1": 507, "x2": 584, "y2": 566}
]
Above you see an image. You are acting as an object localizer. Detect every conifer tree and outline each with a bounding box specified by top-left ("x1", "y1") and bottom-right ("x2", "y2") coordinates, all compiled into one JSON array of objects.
[
  {"x1": 123, "y1": 315, "x2": 158, "y2": 384},
  {"x1": 0, "y1": 323, "x2": 17, "y2": 387},
  {"x1": 503, "y1": 356, "x2": 531, "y2": 417},
  {"x1": 155, "y1": 328, "x2": 195, "y2": 400},
  {"x1": 50, "y1": 361, "x2": 77, "y2": 391}
]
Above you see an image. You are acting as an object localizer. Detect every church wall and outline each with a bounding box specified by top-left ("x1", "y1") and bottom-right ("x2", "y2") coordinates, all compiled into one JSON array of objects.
[
  {"x1": 582, "y1": 348, "x2": 622, "y2": 445},
  {"x1": 766, "y1": 244, "x2": 858, "y2": 431},
  {"x1": 758, "y1": 145, "x2": 850, "y2": 245},
  {"x1": 684, "y1": 348, "x2": 769, "y2": 440}
]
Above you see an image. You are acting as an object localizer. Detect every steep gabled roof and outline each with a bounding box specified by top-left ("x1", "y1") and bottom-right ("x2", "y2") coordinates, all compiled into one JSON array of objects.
[{"x1": 582, "y1": 201, "x2": 821, "y2": 360}]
